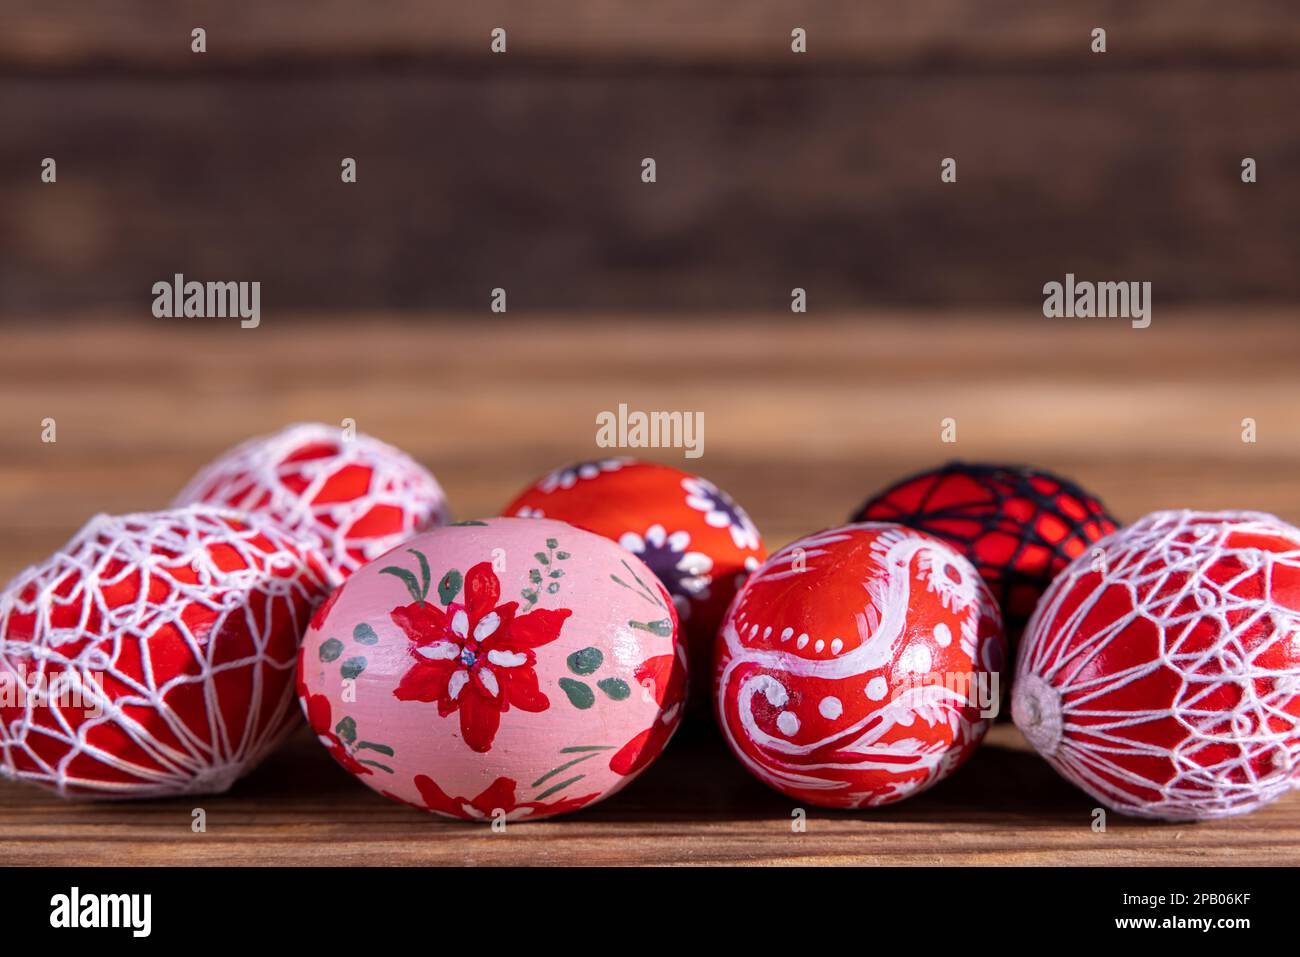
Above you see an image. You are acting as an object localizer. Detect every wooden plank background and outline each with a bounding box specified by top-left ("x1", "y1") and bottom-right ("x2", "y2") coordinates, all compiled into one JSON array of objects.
[
  {"x1": 1, "y1": 313, "x2": 1298, "y2": 865},
  {"x1": 5, "y1": 1, "x2": 1300, "y2": 67},
  {"x1": 2, "y1": 2, "x2": 1297, "y2": 316}
]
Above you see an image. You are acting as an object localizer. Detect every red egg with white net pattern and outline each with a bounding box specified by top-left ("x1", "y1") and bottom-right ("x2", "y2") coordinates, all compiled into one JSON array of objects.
[
  {"x1": 1014, "y1": 510, "x2": 1300, "y2": 820},
  {"x1": 175, "y1": 422, "x2": 448, "y2": 583},
  {"x1": 0, "y1": 507, "x2": 331, "y2": 798}
]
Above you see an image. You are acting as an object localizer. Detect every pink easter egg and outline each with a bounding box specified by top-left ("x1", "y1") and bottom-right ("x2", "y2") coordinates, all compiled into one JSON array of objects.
[{"x1": 296, "y1": 517, "x2": 687, "y2": 822}]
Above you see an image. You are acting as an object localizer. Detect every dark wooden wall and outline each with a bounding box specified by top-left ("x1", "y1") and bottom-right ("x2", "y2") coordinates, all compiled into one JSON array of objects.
[{"x1": 2, "y1": 2, "x2": 1298, "y2": 316}]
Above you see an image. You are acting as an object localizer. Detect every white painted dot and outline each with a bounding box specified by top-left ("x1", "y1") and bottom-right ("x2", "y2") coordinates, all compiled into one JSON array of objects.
[
  {"x1": 866, "y1": 677, "x2": 888, "y2": 701},
  {"x1": 934, "y1": 623, "x2": 952, "y2": 647},
  {"x1": 901, "y1": 644, "x2": 933, "y2": 674},
  {"x1": 762, "y1": 680, "x2": 789, "y2": 707},
  {"x1": 818, "y1": 696, "x2": 843, "y2": 720},
  {"x1": 749, "y1": 624, "x2": 759, "y2": 638},
  {"x1": 814, "y1": 639, "x2": 825, "y2": 653},
  {"x1": 762, "y1": 626, "x2": 772, "y2": 639},
  {"x1": 780, "y1": 627, "x2": 793, "y2": 642},
  {"x1": 830, "y1": 638, "x2": 844, "y2": 655},
  {"x1": 796, "y1": 633, "x2": 809, "y2": 649},
  {"x1": 776, "y1": 711, "x2": 800, "y2": 736}
]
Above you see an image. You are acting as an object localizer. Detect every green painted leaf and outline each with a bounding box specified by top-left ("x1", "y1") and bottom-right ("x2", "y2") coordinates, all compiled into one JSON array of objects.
[
  {"x1": 534, "y1": 774, "x2": 585, "y2": 801},
  {"x1": 630, "y1": 619, "x2": 674, "y2": 636},
  {"x1": 546, "y1": 582, "x2": 560, "y2": 594},
  {"x1": 408, "y1": 549, "x2": 432, "y2": 600},
  {"x1": 358, "y1": 760, "x2": 394, "y2": 773},
  {"x1": 558, "y1": 678, "x2": 595, "y2": 710},
  {"x1": 529, "y1": 569, "x2": 542, "y2": 584},
  {"x1": 357, "y1": 741, "x2": 395, "y2": 756},
  {"x1": 521, "y1": 588, "x2": 538, "y2": 602},
  {"x1": 531, "y1": 751, "x2": 601, "y2": 787},
  {"x1": 319, "y1": 638, "x2": 344, "y2": 662},
  {"x1": 555, "y1": 551, "x2": 570, "y2": 560},
  {"x1": 549, "y1": 569, "x2": 564, "y2": 579},
  {"x1": 438, "y1": 569, "x2": 463, "y2": 605},
  {"x1": 380, "y1": 566, "x2": 424, "y2": 605},
  {"x1": 567, "y1": 647, "x2": 603, "y2": 675},
  {"x1": 535, "y1": 552, "x2": 550, "y2": 565},
  {"x1": 353, "y1": 623, "x2": 379, "y2": 645},
  {"x1": 597, "y1": 678, "x2": 631, "y2": 701},
  {"x1": 340, "y1": 656, "x2": 367, "y2": 680},
  {"x1": 334, "y1": 715, "x2": 357, "y2": 745},
  {"x1": 558, "y1": 745, "x2": 615, "y2": 753},
  {"x1": 546, "y1": 538, "x2": 559, "y2": 549}
]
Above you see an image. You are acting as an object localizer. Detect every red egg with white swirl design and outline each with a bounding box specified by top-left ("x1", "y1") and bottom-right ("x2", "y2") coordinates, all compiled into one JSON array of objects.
[{"x1": 714, "y1": 522, "x2": 1005, "y2": 808}]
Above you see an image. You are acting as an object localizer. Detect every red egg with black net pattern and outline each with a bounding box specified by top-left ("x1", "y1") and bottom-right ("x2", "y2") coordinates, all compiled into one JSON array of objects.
[{"x1": 853, "y1": 461, "x2": 1118, "y2": 642}]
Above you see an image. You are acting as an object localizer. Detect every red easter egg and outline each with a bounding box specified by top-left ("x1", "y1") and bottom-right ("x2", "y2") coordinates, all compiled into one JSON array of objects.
[
  {"x1": 1013, "y1": 510, "x2": 1300, "y2": 820},
  {"x1": 175, "y1": 422, "x2": 449, "y2": 582},
  {"x1": 715, "y1": 522, "x2": 1005, "y2": 808},
  {"x1": 503, "y1": 459, "x2": 764, "y2": 701},
  {"x1": 854, "y1": 461, "x2": 1118, "y2": 641},
  {"x1": 0, "y1": 507, "x2": 331, "y2": 798}
]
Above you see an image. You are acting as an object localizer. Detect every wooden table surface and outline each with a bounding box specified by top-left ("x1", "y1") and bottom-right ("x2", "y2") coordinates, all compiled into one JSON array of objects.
[{"x1": 2, "y1": 311, "x2": 1299, "y2": 865}]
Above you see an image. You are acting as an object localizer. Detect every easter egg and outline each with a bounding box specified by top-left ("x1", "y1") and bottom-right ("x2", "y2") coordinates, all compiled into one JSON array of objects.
[
  {"x1": 0, "y1": 507, "x2": 331, "y2": 798},
  {"x1": 1013, "y1": 510, "x2": 1300, "y2": 820},
  {"x1": 175, "y1": 422, "x2": 449, "y2": 582},
  {"x1": 853, "y1": 461, "x2": 1117, "y2": 641},
  {"x1": 715, "y1": 522, "x2": 1005, "y2": 808},
  {"x1": 503, "y1": 459, "x2": 764, "y2": 703},
  {"x1": 297, "y1": 517, "x2": 687, "y2": 821}
]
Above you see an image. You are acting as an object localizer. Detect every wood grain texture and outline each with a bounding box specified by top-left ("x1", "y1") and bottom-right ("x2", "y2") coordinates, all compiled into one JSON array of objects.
[
  {"x1": 0, "y1": 312, "x2": 1298, "y2": 865},
  {"x1": 4, "y1": 68, "x2": 1299, "y2": 314},
  {"x1": 3, "y1": 12, "x2": 1297, "y2": 315},
  {"x1": 5, "y1": 0, "x2": 1299, "y2": 68}
]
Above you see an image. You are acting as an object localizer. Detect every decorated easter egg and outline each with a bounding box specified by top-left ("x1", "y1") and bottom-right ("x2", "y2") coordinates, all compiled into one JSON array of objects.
[
  {"x1": 503, "y1": 459, "x2": 764, "y2": 702},
  {"x1": 0, "y1": 507, "x2": 331, "y2": 798},
  {"x1": 853, "y1": 461, "x2": 1117, "y2": 641},
  {"x1": 1014, "y1": 510, "x2": 1300, "y2": 820},
  {"x1": 175, "y1": 422, "x2": 449, "y2": 582},
  {"x1": 297, "y1": 517, "x2": 687, "y2": 821},
  {"x1": 715, "y1": 522, "x2": 1005, "y2": 808}
]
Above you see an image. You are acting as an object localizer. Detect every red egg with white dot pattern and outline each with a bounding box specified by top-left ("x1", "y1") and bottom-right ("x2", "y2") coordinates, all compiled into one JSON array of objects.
[{"x1": 714, "y1": 522, "x2": 1005, "y2": 808}]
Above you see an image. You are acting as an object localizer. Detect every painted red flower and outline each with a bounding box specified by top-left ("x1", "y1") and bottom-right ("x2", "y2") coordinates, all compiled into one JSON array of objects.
[
  {"x1": 610, "y1": 646, "x2": 688, "y2": 776},
  {"x1": 305, "y1": 693, "x2": 372, "y2": 777},
  {"x1": 413, "y1": 774, "x2": 600, "y2": 821},
  {"x1": 392, "y1": 561, "x2": 571, "y2": 753}
]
